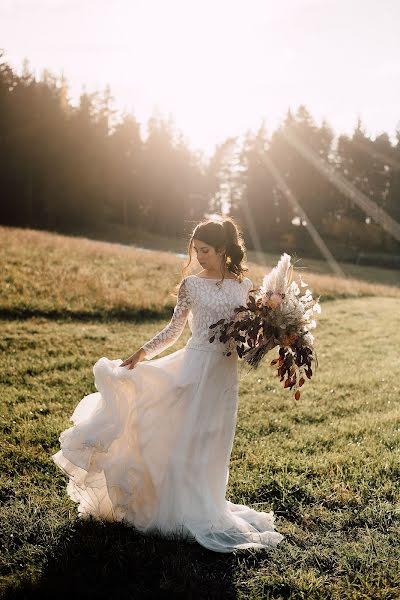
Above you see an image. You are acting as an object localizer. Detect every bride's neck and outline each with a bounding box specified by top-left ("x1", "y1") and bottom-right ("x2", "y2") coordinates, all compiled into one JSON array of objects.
[{"x1": 201, "y1": 268, "x2": 234, "y2": 278}]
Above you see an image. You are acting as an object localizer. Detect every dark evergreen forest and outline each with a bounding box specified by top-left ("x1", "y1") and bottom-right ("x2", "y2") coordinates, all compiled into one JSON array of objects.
[{"x1": 1, "y1": 52, "x2": 399, "y2": 264}]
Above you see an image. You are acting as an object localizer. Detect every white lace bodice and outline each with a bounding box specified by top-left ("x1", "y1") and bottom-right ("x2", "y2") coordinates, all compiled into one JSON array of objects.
[{"x1": 141, "y1": 275, "x2": 253, "y2": 359}]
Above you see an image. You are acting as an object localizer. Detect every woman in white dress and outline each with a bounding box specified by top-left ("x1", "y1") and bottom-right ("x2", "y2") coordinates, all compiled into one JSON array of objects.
[{"x1": 52, "y1": 217, "x2": 284, "y2": 553}]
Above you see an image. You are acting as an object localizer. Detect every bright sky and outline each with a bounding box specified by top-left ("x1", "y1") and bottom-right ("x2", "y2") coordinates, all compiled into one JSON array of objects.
[{"x1": 1, "y1": 0, "x2": 399, "y2": 157}]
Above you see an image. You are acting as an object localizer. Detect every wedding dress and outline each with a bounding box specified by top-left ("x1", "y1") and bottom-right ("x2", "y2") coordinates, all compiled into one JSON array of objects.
[{"x1": 52, "y1": 274, "x2": 284, "y2": 553}]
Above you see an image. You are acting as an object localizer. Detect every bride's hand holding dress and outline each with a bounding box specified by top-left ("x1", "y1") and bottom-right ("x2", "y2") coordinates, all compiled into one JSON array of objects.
[{"x1": 119, "y1": 348, "x2": 146, "y2": 370}]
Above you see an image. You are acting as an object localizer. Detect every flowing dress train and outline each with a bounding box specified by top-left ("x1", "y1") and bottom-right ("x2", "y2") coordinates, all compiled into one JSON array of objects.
[{"x1": 52, "y1": 275, "x2": 284, "y2": 552}]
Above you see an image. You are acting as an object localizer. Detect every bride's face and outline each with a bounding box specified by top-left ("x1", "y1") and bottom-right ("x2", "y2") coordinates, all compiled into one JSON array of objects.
[{"x1": 193, "y1": 238, "x2": 224, "y2": 271}]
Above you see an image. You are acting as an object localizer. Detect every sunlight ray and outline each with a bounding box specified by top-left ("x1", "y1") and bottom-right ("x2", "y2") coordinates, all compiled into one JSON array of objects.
[
  {"x1": 281, "y1": 129, "x2": 400, "y2": 243},
  {"x1": 261, "y1": 154, "x2": 349, "y2": 282},
  {"x1": 238, "y1": 200, "x2": 267, "y2": 269}
]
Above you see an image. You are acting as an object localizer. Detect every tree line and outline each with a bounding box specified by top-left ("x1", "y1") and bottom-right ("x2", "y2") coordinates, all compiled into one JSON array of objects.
[{"x1": 1, "y1": 52, "x2": 399, "y2": 262}]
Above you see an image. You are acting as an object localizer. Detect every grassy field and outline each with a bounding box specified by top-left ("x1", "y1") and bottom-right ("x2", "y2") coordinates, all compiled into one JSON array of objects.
[
  {"x1": 0, "y1": 226, "x2": 399, "y2": 322},
  {"x1": 0, "y1": 226, "x2": 400, "y2": 599},
  {"x1": 44, "y1": 221, "x2": 400, "y2": 288}
]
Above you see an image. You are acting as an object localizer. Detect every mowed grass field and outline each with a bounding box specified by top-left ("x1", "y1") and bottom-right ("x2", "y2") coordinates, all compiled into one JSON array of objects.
[{"x1": 0, "y1": 226, "x2": 399, "y2": 600}]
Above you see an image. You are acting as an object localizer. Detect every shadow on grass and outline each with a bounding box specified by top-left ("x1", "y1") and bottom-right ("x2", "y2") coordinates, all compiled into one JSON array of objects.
[
  {"x1": 0, "y1": 293, "x2": 355, "y2": 325},
  {"x1": 6, "y1": 518, "x2": 240, "y2": 600},
  {"x1": 0, "y1": 307, "x2": 173, "y2": 323}
]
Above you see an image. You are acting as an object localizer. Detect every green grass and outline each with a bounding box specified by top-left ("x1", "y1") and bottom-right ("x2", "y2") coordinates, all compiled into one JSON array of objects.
[{"x1": 1, "y1": 227, "x2": 400, "y2": 599}]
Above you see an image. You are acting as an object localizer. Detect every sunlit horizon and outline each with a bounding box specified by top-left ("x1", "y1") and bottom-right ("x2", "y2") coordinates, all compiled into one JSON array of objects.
[{"x1": 1, "y1": 0, "x2": 399, "y2": 157}]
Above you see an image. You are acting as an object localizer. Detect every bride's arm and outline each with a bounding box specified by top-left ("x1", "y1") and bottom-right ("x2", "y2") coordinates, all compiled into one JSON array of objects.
[
  {"x1": 120, "y1": 278, "x2": 191, "y2": 368},
  {"x1": 246, "y1": 277, "x2": 254, "y2": 302},
  {"x1": 141, "y1": 278, "x2": 191, "y2": 359}
]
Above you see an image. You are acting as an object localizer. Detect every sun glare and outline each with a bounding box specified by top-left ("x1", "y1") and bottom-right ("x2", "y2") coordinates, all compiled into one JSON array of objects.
[
  {"x1": 105, "y1": 0, "x2": 281, "y2": 153},
  {"x1": 2, "y1": 0, "x2": 399, "y2": 155}
]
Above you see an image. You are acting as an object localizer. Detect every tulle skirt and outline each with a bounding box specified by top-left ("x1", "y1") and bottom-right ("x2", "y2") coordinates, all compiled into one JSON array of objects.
[{"x1": 52, "y1": 343, "x2": 284, "y2": 553}]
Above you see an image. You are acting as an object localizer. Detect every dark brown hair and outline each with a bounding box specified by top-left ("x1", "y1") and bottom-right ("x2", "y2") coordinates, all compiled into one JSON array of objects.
[{"x1": 182, "y1": 216, "x2": 248, "y2": 283}]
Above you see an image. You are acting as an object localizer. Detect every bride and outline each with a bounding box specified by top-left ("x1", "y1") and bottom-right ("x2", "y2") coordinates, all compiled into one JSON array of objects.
[{"x1": 52, "y1": 216, "x2": 284, "y2": 553}]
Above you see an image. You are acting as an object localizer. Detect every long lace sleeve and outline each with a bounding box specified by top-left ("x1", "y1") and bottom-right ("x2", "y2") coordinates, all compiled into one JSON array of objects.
[{"x1": 141, "y1": 278, "x2": 191, "y2": 360}]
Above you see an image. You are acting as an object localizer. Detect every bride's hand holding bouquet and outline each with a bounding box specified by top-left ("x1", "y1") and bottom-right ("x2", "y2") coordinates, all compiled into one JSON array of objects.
[{"x1": 209, "y1": 253, "x2": 321, "y2": 400}]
